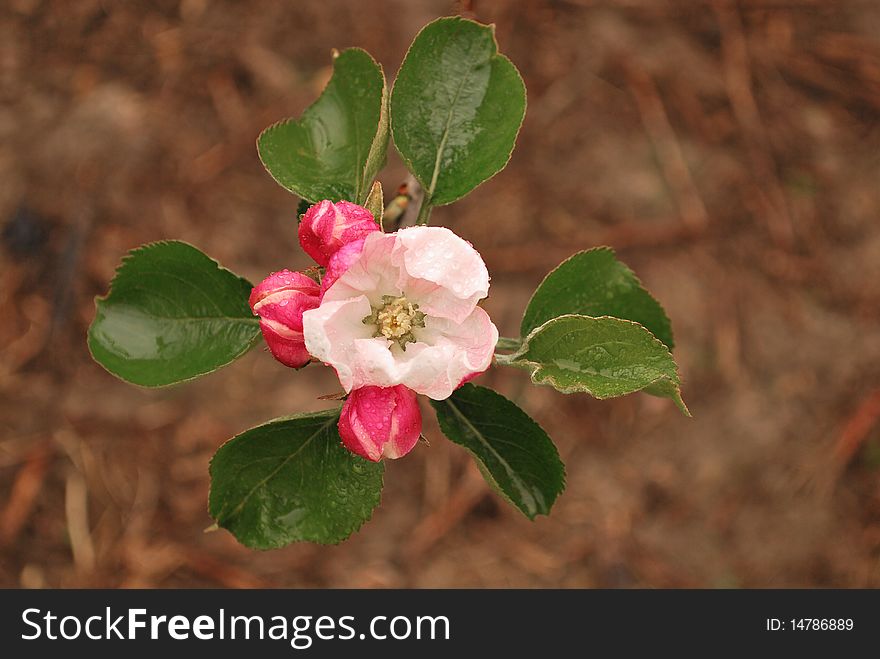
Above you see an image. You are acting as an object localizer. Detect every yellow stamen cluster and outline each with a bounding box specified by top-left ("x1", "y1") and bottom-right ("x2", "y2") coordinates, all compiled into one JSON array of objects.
[{"x1": 363, "y1": 295, "x2": 426, "y2": 350}]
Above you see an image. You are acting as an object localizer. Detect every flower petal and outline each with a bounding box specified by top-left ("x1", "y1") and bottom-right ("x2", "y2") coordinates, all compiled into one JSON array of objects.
[
  {"x1": 401, "y1": 307, "x2": 498, "y2": 399},
  {"x1": 322, "y1": 232, "x2": 402, "y2": 305},
  {"x1": 382, "y1": 386, "x2": 422, "y2": 459},
  {"x1": 423, "y1": 305, "x2": 499, "y2": 375},
  {"x1": 302, "y1": 295, "x2": 374, "y2": 391},
  {"x1": 392, "y1": 226, "x2": 490, "y2": 323},
  {"x1": 321, "y1": 237, "x2": 366, "y2": 297}
]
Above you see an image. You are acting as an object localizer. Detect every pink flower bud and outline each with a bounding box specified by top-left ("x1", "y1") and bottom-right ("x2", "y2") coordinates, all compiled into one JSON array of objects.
[
  {"x1": 249, "y1": 270, "x2": 320, "y2": 368},
  {"x1": 338, "y1": 385, "x2": 422, "y2": 462},
  {"x1": 299, "y1": 200, "x2": 379, "y2": 267}
]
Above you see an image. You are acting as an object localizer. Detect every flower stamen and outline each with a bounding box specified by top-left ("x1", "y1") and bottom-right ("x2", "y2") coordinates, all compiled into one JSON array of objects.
[{"x1": 363, "y1": 295, "x2": 426, "y2": 350}]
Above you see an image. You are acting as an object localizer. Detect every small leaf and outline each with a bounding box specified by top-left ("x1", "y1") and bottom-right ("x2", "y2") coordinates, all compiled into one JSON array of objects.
[
  {"x1": 364, "y1": 180, "x2": 384, "y2": 228},
  {"x1": 88, "y1": 241, "x2": 260, "y2": 387},
  {"x1": 521, "y1": 247, "x2": 675, "y2": 349},
  {"x1": 391, "y1": 17, "x2": 526, "y2": 206},
  {"x1": 431, "y1": 384, "x2": 565, "y2": 519},
  {"x1": 209, "y1": 409, "x2": 384, "y2": 548},
  {"x1": 500, "y1": 315, "x2": 689, "y2": 415},
  {"x1": 258, "y1": 48, "x2": 389, "y2": 204}
]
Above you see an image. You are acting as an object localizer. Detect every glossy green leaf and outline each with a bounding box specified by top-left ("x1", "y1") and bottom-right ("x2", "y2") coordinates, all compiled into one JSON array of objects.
[
  {"x1": 209, "y1": 409, "x2": 384, "y2": 548},
  {"x1": 431, "y1": 384, "x2": 564, "y2": 519},
  {"x1": 258, "y1": 48, "x2": 389, "y2": 204},
  {"x1": 521, "y1": 247, "x2": 675, "y2": 349},
  {"x1": 499, "y1": 315, "x2": 689, "y2": 415},
  {"x1": 88, "y1": 241, "x2": 260, "y2": 387},
  {"x1": 391, "y1": 17, "x2": 526, "y2": 206}
]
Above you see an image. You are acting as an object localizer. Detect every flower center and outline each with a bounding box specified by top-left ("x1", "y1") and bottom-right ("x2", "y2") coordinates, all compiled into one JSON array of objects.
[{"x1": 363, "y1": 295, "x2": 426, "y2": 350}]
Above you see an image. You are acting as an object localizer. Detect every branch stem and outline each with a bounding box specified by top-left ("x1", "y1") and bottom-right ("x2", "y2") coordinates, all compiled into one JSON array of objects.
[{"x1": 416, "y1": 197, "x2": 433, "y2": 225}]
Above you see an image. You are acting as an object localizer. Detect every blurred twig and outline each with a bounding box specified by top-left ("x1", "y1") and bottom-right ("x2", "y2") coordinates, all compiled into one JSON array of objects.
[
  {"x1": 806, "y1": 387, "x2": 880, "y2": 499},
  {"x1": 714, "y1": 0, "x2": 796, "y2": 248},
  {"x1": 483, "y1": 221, "x2": 703, "y2": 273},
  {"x1": 65, "y1": 469, "x2": 96, "y2": 573},
  {"x1": 0, "y1": 442, "x2": 51, "y2": 546},
  {"x1": 624, "y1": 60, "x2": 709, "y2": 232},
  {"x1": 560, "y1": 0, "x2": 839, "y2": 8},
  {"x1": 832, "y1": 388, "x2": 880, "y2": 475},
  {"x1": 405, "y1": 465, "x2": 488, "y2": 557}
]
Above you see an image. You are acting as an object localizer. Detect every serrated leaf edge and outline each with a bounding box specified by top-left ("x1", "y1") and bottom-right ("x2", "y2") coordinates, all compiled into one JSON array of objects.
[
  {"x1": 87, "y1": 240, "x2": 261, "y2": 389},
  {"x1": 520, "y1": 246, "x2": 675, "y2": 349},
  {"x1": 207, "y1": 408, "x2": 386, "y2": 549},
  {"x1": 433, "y1": 385, "x2": 566, "y2": 519},
  {"x1": 257, "y1": 48, "x2": 387, "y2": 204},
  {"x1": 502, "y1": 314, "x2": 690, "y2": 415},
  {"x1": 361, "y1": 68, "x2": 390, "y2": 205},
  {"x1": 390, "y1": 16, "x2": 527, "y2": 207}
]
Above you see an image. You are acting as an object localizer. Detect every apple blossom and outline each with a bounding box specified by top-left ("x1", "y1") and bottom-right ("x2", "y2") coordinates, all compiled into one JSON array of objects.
[
  {"x1": 299, "y1": 199, "x2": 379, "y2": 266},
  {"x1": 249, "y1": 269, "x2": 320, "y2": 368},
  {"x1": 302, "y1": 226, "x2": 499, "y2": 400},
  {"x1": 338, "y1": 385, "x2": 422, "y2": 461},
  {"x1": 87, "y1": 17, "x2": 688, "y2": 551}
]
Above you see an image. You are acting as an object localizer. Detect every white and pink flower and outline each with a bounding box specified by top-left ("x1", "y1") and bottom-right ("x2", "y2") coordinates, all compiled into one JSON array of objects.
[{"x1": 303, "y1": 225, "x2": 498, "y2": 402}]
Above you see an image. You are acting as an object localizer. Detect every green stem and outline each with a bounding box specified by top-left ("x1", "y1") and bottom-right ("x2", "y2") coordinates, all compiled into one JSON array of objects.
[
  {"x1": 494, "y1": 353, "x2": 529, "y2": 368},
  {"x1": 495, "y1": 336, "x2": 522, "y2": 352},
  {"x1": 416, "y1": 196, "x2": 433, "y2": 225}
]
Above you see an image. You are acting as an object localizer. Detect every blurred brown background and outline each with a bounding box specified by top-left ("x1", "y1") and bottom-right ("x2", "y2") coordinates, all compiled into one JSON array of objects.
[{"x1": 2, "y1": 0, "x2": 880, "y2": 588}]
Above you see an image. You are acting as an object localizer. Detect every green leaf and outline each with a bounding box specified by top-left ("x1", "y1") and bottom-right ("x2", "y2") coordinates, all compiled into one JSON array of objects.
[
  {"x1": 364, "y1": 180, "x2": 384, "y2": 228},
  {"x1": 521, "y1": 247, "x2": 675, "y2": 349},
  {"x1": 391, "y1": 17, "x2": 526, "y2": 206},
  {"x1": 499, "y1": 315, "x2": 689, "y2": 415},
  {"x1": 258, "y1": 48, "x2": 389, "y2": 204},
  {"x1": 431, "y1": 384, "x2": 564, "y2": 519},
  {"x1": 209, "y1": 409, "x2": 384, "y2": 548},
  {"x1": 88, "y1": 241, "x2": 260, "y2": 387}
]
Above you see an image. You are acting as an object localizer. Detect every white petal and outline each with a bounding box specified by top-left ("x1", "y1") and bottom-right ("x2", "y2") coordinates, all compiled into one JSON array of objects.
[
  {"x1": 323, "y1": 232, "x2": 402, "y2": 305},
  {"x1": 348, "y1": 337, "x2": 402, "y2": 390},
  {"x1": 397, "y1": 343, "x2": 461, "y2": 399},
  {"x1": 398, "y1": 307, "x2": 498, "y2": 400},
  {"x1": 429, "y1": 305, "x2": 498, "y2": 372},
  {"x1": 393, "y1": 226, "x2": 490, "y2": 323},
  {"x1": 302, "y1": 296, "x2": 373, "y2": 391}
]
